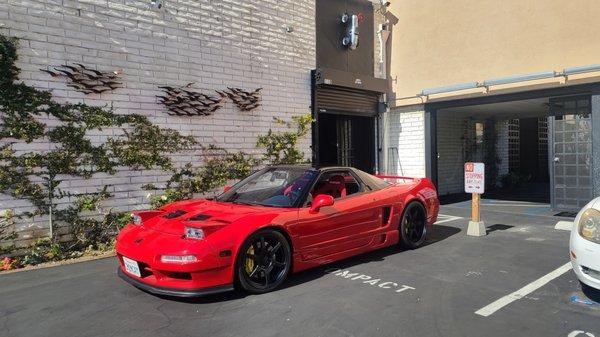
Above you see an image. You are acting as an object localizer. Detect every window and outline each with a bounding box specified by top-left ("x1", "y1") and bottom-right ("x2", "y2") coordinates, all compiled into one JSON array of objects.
[
  {"x1": 310, "y1": 170, "x2": 362, "y2": 200},
  {"x1": 355, "y1": 169, "x2": 390, "y2": 191},
  {"x1": 475, "y1": 122, "x2": 485, "y2": 144},
  {"x1": 217, "y1": 167, "x2": 318, "y2": 208}
]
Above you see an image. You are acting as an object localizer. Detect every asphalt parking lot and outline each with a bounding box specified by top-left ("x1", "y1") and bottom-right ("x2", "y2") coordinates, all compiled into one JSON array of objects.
[{"x1": 1, "y1": 200, "x2": 599, "y2": 337}]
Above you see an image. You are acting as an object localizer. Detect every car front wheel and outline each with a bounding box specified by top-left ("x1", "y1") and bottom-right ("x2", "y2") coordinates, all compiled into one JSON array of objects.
[{"x1": 236, "y1": 229, "x2": 291, "y2": 294}]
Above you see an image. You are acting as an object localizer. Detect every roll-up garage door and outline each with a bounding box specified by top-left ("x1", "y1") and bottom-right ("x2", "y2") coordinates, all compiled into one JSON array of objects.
[{"x1": 315, "y1": 85, "x2": 380, "y2": 116}]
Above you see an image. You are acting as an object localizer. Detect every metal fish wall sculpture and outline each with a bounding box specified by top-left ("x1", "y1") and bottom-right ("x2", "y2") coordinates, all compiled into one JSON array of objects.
[
  {"x1": 157, "y1": 83, "x2": 224, "y2": 116},
  {"x1": 40, "y1": 64, "x2": 123, "y2": 94},
  {"x1": 217, "y1": 87, "x2": 262, "y2": 111}
]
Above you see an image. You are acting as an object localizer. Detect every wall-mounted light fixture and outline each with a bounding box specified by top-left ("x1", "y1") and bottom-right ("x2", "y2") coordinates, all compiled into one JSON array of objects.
[
  {"x1": 563, "y1": 64, "x2": 600, "y2": 75},
  {"x1": 482, "y1": 71, "x2": 556, "y2": 87},
  {"x1": 149, "y1": 0, "x2": 164, "y2": 10},
  {"x1": 341, "y1": 13, "x2": 363, "y2": 50},
  {"x1": 421, "y1": 82, "x2": 479, "y2": 96}
]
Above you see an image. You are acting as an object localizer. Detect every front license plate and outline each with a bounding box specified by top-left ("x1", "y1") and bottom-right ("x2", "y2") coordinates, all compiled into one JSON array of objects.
[{"x1": 123, "y1": 256, "x2": 141, "y2": 277}]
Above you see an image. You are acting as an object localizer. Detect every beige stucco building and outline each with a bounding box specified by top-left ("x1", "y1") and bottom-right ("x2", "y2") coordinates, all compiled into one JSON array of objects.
[{"x1": 380, "y1": 0, "x2": 600, "y2": 210}]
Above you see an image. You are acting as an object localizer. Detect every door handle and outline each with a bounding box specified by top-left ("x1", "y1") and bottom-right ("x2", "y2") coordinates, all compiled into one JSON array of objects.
[{"x1": 553, "y1": 157, "x2": 560, "y2": 163}]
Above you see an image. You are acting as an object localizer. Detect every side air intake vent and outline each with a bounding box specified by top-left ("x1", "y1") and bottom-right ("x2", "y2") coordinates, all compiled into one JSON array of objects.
[
  {"x1": 382, "y1": 206, "x2": 392, "y2": 225},
  {"x1": 162, "y1": 210, "x2": 187, "y2": 219}
]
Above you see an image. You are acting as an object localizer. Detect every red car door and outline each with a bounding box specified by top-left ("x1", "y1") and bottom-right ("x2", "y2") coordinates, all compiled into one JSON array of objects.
[{"x1": 293, "y1": 170, "x2": 381, "y2": 261}]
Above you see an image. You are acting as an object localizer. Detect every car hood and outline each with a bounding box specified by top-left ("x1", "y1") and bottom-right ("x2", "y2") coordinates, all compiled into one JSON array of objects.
[
  {"x1": 142, "y1": 199, "x2": 279, "y2": 236},
  {"x1": 592, "y1": 197, "x2": 600, "y2": 211}
]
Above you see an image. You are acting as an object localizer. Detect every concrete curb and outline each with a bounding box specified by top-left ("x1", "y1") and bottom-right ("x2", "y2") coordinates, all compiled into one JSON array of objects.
[
  {"x1": 0, "y1": 251, "x2": 115, "y2": 275},
  {"x1": 555, "y1": 221, "x2": 574, "y2": 231}
]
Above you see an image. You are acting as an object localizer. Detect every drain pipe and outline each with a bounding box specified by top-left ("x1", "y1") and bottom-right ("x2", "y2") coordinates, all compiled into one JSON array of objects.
[
  {"x1": 377, "y1": 22, "x2": 391, "y2": 173},
  {"x1": 377, "y1": 22, "x2": 390, "y2": 78}
]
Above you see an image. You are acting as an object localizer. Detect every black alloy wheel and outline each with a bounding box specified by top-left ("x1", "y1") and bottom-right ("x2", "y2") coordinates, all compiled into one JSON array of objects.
[
  {"x1": 399, "y1": 201, "x2": 427, "y2": 249},
  {"x1": 236, "y1": 229, "x2": 291, "y2": 294}
]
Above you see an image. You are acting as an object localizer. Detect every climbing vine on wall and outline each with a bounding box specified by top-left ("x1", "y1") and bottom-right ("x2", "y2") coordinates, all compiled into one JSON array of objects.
[
  {"x1": 0, "y1": 34, "x2": 196, "y2": 250},
  {"x1": 256, "y1": 114, "x2": 313, "y2": 165},
  {"x1": 144, "y1": 114, "x2": 314, "y2": 208},
  {"x1": 144, "y1": 145, "x2": 258, "y2": 208},
  {"x1": 0, "y1": 33, "x2": 314, "y2": 265}
]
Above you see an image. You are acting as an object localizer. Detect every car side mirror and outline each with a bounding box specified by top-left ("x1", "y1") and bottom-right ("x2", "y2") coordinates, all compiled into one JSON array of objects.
[
  {"x1": 310, "y1": 194, "x2": 334, "y2": 213},
  {"x1": 223, "y1": 185, "x2": 232, "y2": 192}
]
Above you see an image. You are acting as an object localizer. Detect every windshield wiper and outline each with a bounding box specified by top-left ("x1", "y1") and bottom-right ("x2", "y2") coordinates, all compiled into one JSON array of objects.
[
  {"x1": 230, "y1": 200, "x2": 283, "y2": 207},
  {"x1": 230, "y1": 200, "x2": 260, "y2": 206}
]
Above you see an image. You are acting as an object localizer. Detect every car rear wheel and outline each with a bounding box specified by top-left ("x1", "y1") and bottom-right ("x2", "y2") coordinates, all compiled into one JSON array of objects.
[
  {"x1": 236, "y1": 229, "x2": 291, "y2": 294},
  {"x1": 400, "y1": 201, "x2": 427, "y2": 249}
]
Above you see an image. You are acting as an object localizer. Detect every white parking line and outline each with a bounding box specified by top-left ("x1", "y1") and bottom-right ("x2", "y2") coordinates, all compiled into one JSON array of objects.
[
  {"x1": 435, "y1": 214, "x2": 462, "y2": 224},
  {"x1": 481, "y1": 203, "x2": 546, "y2": 207},
  {"x1": 568, "y1": 331, "x2": 595, "y2": 337},
  {"x1": 475, "y1": 262, "x2": 572, "y2": 317}
]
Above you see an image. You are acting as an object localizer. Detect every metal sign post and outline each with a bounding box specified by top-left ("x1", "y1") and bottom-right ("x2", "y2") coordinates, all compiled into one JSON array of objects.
[{"x1": 465, "y1": 162, "x2": 486, "y2": 237}]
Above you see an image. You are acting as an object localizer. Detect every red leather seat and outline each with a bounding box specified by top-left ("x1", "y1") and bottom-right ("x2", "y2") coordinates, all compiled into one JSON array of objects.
[{"x1": 314, "y1": 175, "x2": 347, "y2": 199}]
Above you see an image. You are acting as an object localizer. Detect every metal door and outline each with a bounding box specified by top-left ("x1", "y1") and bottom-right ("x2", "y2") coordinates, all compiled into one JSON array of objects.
[
  {"x1": 550, "y1": 97, "x2": 593, "y2": 210},
  {"x1": 337, "y1": 117, "x2": 355, "y2": 167}
]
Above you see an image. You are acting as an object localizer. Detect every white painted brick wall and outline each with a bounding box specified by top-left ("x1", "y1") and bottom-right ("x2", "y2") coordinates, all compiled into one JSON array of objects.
[
  {"x1": 385, "y1": 105, "x2": 426, "y2": 177},
  {"x1": 0, "y1": 0, "x2": 315, "y2": 247}
]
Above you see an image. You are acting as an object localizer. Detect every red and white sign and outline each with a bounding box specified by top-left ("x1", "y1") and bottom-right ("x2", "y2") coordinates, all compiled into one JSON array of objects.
[{"x1": 465, "y1": 162, "x2": 485, "y2": 194}]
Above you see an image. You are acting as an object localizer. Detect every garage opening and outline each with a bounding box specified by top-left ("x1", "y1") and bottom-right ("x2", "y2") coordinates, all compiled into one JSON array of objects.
[
  {"x1": 313, "y1": 85, "x2": 380, "y2": 173},
  {"x1": 317, "y1": 113, "x2": 375, "y2": 173},
  {"x1": 434, "y1": 95, "x2": 592, "y2": 211}
]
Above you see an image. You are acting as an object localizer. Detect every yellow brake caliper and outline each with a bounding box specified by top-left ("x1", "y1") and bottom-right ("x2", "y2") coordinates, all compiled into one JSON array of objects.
[{"x1": 245, "y1": 246, "x2": 255, "y2": 274}]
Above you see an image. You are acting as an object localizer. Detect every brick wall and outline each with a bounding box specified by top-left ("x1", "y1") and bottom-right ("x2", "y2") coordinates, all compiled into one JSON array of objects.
[
  {"x1": 0, "y1": 0, "x2": 315, "y2": 247},
  {"x1": 385, "y1": 105, "x2": 426, "y2": 177}
]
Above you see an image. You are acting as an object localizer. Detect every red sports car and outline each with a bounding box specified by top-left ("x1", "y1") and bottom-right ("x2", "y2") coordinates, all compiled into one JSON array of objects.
[{"x1": 116, "y1": 165, "x2": 439, "y2": 297}]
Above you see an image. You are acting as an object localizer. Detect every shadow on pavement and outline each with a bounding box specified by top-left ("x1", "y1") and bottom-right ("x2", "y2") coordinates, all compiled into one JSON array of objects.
[
  {"x1": 487, "y1": 224, "x2": 514, "y2": 233},
  {"x1": 156, "y1": 224, "x2": 461, "y2": 304},
  {"x1": 582, "y1": 283, "x2": 600, "y2": 304}
]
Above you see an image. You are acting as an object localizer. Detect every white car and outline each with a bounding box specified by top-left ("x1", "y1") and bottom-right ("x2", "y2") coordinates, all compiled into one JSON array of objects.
[{"x1": 570, "y1": 197, "x2": 600, "y2": 290}]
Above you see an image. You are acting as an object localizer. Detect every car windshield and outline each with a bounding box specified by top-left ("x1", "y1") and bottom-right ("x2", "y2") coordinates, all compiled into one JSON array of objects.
[{"x1": 216, "y1": 167, "x2": 318, "y2": 208}]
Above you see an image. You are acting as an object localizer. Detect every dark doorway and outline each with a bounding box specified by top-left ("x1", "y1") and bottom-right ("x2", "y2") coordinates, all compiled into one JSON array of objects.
[
  {"x1": 519, "y1": 117, "x2": 547, "y2": 182},
  {"x1": 317, "y1": 113, "x2": 375, "y2": 173}
]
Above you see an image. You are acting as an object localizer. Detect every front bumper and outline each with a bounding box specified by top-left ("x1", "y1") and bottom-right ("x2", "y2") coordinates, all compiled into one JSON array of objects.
[
  {"x1": 570, "y1": 231, "x2": 600, "y2": 290},
  {"x1": 118, "y1": 268, "x2": 233, "y2": 297},
  {"x1": 571, "y1": 259, "x2": 600, "y2": 290},
  {"x1": 115, "y1": 224, "x2": 236, "y2": 295}
]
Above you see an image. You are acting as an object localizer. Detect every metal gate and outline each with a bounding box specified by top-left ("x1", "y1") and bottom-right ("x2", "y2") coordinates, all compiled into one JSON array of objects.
[
  {"x1": 336, "y1": 117, "x2": 354, "y2": 167},
  {"x1": 315, "y1": 85, "x2": 379, "y2": 116},
  {"x1": 549, "y1": 96, "x2": 593, "y2": 210}
]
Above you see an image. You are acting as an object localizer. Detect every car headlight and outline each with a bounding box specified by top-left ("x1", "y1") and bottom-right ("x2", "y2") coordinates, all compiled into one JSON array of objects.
[
  {"x1": 184, "y1": 227, "x2": 204, "y2": 240},
  {"x1": 130, "y1": 210, "x2": 164, "y2": 226},
  {"x1": 160, "y1": 255, "x2": 197, "y2": 263},
  {"x1": 578, "y1": 208, "x2": 600, "y2": 243}
]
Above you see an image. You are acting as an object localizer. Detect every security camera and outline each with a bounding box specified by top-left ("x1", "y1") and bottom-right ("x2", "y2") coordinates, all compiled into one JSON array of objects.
[
  {"x1": 150, "y1": 0, "x2": 163, "y2": 9},
  {"x1": 380, "y1": 0, "x2": 390, "y2": 7}
]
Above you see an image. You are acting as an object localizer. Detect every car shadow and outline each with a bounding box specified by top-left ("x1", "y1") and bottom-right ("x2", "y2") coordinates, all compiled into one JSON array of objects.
[
  {"x1": 159, "y1": 224, "x2": 461, "y2": 304},
  {"x1": 581, "y1": 283, "x2": 600, "y2": 303}
]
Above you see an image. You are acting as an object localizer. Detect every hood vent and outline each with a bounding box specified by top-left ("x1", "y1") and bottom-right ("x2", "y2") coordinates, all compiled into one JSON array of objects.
[
  {"x1": 162, "y1": 210, "x2": 187, "y2": 219},
  {"x1": 186, "y1": 214, "x2": 212, "y2": 221}
]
